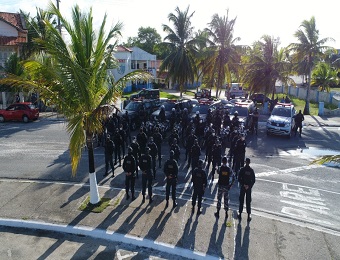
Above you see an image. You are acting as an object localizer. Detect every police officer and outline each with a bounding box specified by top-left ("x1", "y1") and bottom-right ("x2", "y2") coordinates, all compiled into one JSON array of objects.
[
  {"x1": 233, "y1": 133, "x2": 247, "y2": 175},
  {"x1": 191, "y1": 159, "x2": 207, "y2": 215},
  {"x1": 123, "y1": 147, "x2": 136, "y2": 201},
  {"x1": 186, "y1": 130, "x2": 197, "y2": 166},
  {"x1": 238, "y1": 158, "x2": 256, "y2": 222},
  {"x1": 164, "y1": 150, "x2": 179, "y2": 208},
  {"x1": 119, "y1": 123, "x2": 127, "y2": 157},
  {"x1": 148, "y1": 137, "x2": 158, "y2": 179},
  {"x1": 137, "y1": 127, "x2": 148, "y2": 154},
  {"x1": 191, "y1": 139, "x2": 201, "y2": 171},
  {"x1": 170, "y1": 138, "x2": 180, "y2": 163},
  {"x1": 214, "y1": 156, "x2": 234, "y2": 222},
  {"x1": 152, "y1": 127, "x2": 163, "y2": 168},
  {"x1": 158, "y1": 105, "x2": 166, "y2": 123},
  {"x1": 112, "y1": 129, "x2": 122, "y2": 166},
  {"x1": 294, "y1": 110, "x2": 304, "y2": 137},
  {"x1": 130, "y1": 136, "x2": 141, "y2": 179},
  {"x1": 211, "y1": 139, "x2": 222, "y2": 180},
  {"x1": 139, "y1": 147, "x2": 153, "y2": 204},
  {"x1": 104, "y1": 134, "x2": 115, "y2": 177}
]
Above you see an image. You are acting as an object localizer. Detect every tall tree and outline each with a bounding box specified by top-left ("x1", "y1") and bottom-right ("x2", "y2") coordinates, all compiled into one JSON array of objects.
[
  {"x1": 126, "y1": 27, "x2": 161, "y2": 55},
  {"x1": 289, "y1": 16, "x2": 334, "y2": 115},
  {"x1": 242, "y1": 35, "x2": 292, "y2": 100},
  {"x1": 1, "y1": 2, "x2": 151, "y2": 204},
  {"x1": 159, "y1": 6, "x2": 198, "y2": 97},
  {"x1": 203, "y1": 11, "x2": 240, "y2": 98}
]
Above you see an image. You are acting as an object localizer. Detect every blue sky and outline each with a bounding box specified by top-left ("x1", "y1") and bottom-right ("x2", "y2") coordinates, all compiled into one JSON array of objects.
[{"x1": 2, "y1": 0, "x2": 339, "y2": 48}]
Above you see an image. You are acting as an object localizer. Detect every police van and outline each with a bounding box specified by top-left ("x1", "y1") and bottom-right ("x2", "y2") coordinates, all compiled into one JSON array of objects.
[{"x1": 266, "y1": 103, "x2": 296, "y2": 137}]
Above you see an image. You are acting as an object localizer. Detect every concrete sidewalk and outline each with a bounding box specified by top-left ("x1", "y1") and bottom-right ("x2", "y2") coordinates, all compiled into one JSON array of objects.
[{"x1": 0, "y1": 179, "x2": 339, "y2": 259}]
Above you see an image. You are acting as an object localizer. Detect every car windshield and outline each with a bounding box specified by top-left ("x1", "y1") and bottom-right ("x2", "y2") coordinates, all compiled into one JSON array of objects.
[
  {"x1": 192, "y1": 105, "x2": 210, "y2": 114},
  {"x1": 230, "y1": 106, "x2": 248, "y2": 117},
  {"x1": 125, "y1": 102, "x2": 140, "y2": 111},
  {"x1": 162, "y1": 102, "x2": 176, "y2": 111},
  {"x1": 272, "y1": 107, "x2": 291, "y2": 117}
]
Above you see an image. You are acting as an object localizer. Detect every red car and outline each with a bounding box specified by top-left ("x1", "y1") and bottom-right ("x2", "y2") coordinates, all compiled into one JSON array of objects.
[{"x1": 0, "y1": 102, "x2": 39, "y2": 123}]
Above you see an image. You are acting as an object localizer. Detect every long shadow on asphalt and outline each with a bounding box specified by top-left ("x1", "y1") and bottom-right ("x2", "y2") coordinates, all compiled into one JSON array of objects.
[{"x1": 234, "y1": 216, "x2": 250, "y2": 260}]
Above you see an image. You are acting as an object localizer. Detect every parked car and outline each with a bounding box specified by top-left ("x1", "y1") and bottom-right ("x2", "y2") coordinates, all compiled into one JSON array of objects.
[
  {"x1": 266, "y1": 103, "x2": 296, "y2": 137},
  {"x1": 151, "y1": 100, "x2": 176, "y2": 121},
  {"x1": 194, "y1": 88, "x2": 211, "y2": 99},
  {"x1": 250, "y1": 93, "x2": 271, "y2": 104},
  {"x1": 0, "y1": 102, "x2": 40, "y2": 123},
  {"x1": 119, "y1": 99, "x2": 160, "y2": 130},
  {"x1": 129, "y1": 88, "x2": 160, "y2": 100},
  {"x1": 229, "y1": 100, "x2": 255, "y2": 128}
]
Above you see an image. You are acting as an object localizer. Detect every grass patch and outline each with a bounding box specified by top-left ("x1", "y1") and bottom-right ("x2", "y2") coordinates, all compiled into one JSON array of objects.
[
  {"x1": 78, "y1": 196, "x2": 111, "y2": 213},
  {"x1": 159, "y1": 91, "x2": 179, "y2": 99}
]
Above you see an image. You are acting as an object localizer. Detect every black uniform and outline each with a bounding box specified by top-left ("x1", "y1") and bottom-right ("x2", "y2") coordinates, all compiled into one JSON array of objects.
[
  {"x1": 139, "y1": 152, "x2": 153, "y2": 203},
  {"x1": 233, "y1": 137, "x2": 246, "y2": 175},
  {"x1": 123, "y1": 153, "x2": 136, "y2": 200},
  {"x1": 190, "y1": 141, "x2": 201, "y2": 170},
  {"x1": 104, "y1": 137, "x2": 115, "y2": 177},
  {"x1": 211, "y1": 142, "x2": 222, "y2": 178},
  {"x1": 130, "y1": 140, "x2": 141, "y2": 178},
  {"x1": 112, "y1": 130, "x2": 122, "y2": 166},
  {"x1": 170, "y1": 142, "x2": 180, "y2": 162},
  {"x1": 238, "y1": 164, "x2": 255, "y2": 216},
  {"x1": 137, "y1": 130, "x2": 148, "y2": 153},
  {"x1": 294, "y1": 111, "x2": 304, "y2": 136},
  {"x1": 186, "y1": 133, "x2": 197, "y2": 165},
  {"x1": 216, "y1": 164, "x2": 233, "y2": 215},
  {"x1": 191, "y1": 166, "x2": 207, "y2": 211},
  {"x1": 153, "y1": 130, "x2": 163, "y2": 168},
  {"x1": 148, "y1": 140, "x2": 158, "y2": 179},
  {"x1": 164, "y1": 156, "x2": 179, "y2": 206}
]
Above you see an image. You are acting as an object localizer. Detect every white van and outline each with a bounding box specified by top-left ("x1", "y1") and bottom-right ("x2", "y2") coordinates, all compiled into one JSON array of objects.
[{"x1": 225, "y1": 83, "x2": 247, "y2": 99}]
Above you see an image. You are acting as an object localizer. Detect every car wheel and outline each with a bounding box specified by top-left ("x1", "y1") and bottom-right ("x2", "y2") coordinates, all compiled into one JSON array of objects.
[
  {"x1": 0, "y1": 115, "x2": 4, "y2": 123},
  {"x1": 22, "y1": 115, "x2": 29, "y2": 123}
]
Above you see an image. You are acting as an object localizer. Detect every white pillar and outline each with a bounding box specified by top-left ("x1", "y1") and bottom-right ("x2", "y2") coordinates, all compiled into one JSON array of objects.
[
  {"x1": 89, "y1": 172, "x2": 100, "y2": 204},
  {"x1": 1, "y1": 92, "x2": 6, "y2": 109}
]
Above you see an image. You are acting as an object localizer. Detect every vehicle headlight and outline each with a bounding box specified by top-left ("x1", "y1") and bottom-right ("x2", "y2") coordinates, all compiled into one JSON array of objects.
[{"x1": 284, "y1": 122, "x2": 291, "y2": 128}]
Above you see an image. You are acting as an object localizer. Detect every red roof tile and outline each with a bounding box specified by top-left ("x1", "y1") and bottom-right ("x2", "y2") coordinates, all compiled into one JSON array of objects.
[
  {"x1": 0, "y1": 36, "x2": 26, "y2": 45},
  {"x1": 116, "y1": 45, "x2": 132, "y2": 52},
  {"x1": 0, "y1": 12, "x2": 27, "y2": 32}
]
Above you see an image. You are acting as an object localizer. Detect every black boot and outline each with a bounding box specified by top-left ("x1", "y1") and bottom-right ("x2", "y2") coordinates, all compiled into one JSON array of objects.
[
  {"x1": 126, "y1": 193, "x2": 130, "y2": 200},
  {"x1": 214, "y1": 210, "x2": 220, "y2": 218},
  {"x1": 142, "y1": 195, "x2": 145, "y2": 203},
  {"x1": 197, "y1": 207, "x2": 202, "y2": 215},
  {"x1": 165, "y1": 200, "x2": 169, "y2": 208},
  {"x1": 173, "y1": 201, "x2": 178, "y2": 208},
  {"x1": 131, "y1": 193, "x2": 136, "y2": 201},
  {"x1": 225, "y1": 210, "x2": 228, "y2": 220}
]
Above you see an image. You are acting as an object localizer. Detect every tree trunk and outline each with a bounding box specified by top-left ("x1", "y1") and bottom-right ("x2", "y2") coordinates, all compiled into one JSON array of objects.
[
  {"x1": 86, "y1": 133, "x2": 100, "y2": 204},
  {"x1": 303, "y1": 71, "x2": 312, "y2": 115}
]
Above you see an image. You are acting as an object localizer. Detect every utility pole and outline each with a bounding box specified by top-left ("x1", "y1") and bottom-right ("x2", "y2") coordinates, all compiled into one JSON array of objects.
[{"x1": 56, "y1": 0, "x2": 61, "y2": 34}]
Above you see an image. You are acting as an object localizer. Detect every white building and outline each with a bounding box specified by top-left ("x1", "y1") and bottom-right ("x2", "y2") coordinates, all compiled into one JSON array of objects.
[{"x1": 109, "y1": 46, "x2": 157, "y2": 92}]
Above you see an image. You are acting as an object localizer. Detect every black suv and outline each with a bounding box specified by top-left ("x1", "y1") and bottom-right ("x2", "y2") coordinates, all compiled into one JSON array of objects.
[
  {"x1": 129, "y1": 89, "x2": 160, "y2": 100},
  {"x1": 250, "y1": 93, "x2": 270, "y2": 104},
  {"x1": 119, "y1": 99, "x2": 160, "y2": 130}
]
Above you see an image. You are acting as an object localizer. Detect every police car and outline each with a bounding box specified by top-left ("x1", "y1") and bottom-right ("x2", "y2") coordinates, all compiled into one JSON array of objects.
[{"x1": 266, "y1": 103, "x2": 296, "y2": 137}]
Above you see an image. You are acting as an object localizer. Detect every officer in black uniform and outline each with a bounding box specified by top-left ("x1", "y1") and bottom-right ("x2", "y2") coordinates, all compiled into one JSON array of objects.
[
  {"x1": 294, "y1": 110, "x2": 305, "y2": 137},
  {"x1": 139, "y1": 147, "x2": 153, "y2": 204},
  {"x1": 104, "y1": 134, "x2": 115, "y2": 177},
  {"x1": 113, "y1": 128, "x2": 122, "y2": 166},
  {"x1": 164, "y1": 150, "x2": 179, "y2": 208},
  {"x1": 137, "y1": 127, "x2": 148, "y2": 154},
  {"x1": 191, "y1": 159, "x2": 207, "y2": 215},
  {"x1": 233, "y1": 133, "x2": 247, "y2": 176},
  {"x1": 147, "y1": 137, "x2": 158, "y2": 179},
  {"x1": 238, "y1": 158, "x2": 256, "y2": 222},
  {"x1": 123, "y1": 147, "x2": 136, "y2": 201},
  {"x1": 214, "y1": 156, "x2": 234, "y2": 222},
  {"x1": 170, "y1": 138, "x2": 180, "y2": 163},
  {"x1": 130, "y1": 136, "x2": 141, "y2": 179},
  {"x1": 191, "y1": 138, "x2": 201, "y2": 171},
  {"x1": 186, "y1": 131, "x2": 197, "y2": 166},
  {"x1": 152, "y1": 127, "x2": 163, "y2": 168},
  {"x1": 211, "y1": 139, "x2": 222, "y2": 180}
]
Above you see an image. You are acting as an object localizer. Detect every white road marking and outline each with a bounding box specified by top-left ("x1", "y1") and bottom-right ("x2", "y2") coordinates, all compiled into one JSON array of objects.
[{"x1": 256, "y1": 164, "x2": 323, "y2": 177}]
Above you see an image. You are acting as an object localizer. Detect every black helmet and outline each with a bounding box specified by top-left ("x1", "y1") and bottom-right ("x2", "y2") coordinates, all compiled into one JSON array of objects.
[
  {"x1": 222, "y1": 156, "x2": 228, "y2": 163},
  {"x1": 234, "y1": 111, "x2": 238, "y2": 116},
  {"x1": 128, "y1": 147, "x2": 133, "y2": 154},
  {"x1": 145, "y1": 147, "x2": 150, "y2": 153}
]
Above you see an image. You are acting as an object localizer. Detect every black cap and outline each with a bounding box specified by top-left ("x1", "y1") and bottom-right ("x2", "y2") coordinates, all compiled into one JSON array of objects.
[{"x1": 245, "y1": 158, "x2": 250, "y2": 163}]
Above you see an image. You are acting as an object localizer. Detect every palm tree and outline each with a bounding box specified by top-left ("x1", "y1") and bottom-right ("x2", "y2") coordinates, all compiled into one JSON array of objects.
[
  {"x1": 242, "y1": 35, "x2": 292, "y2": 101},
  {"x1": 288, "y1": 16, "x2": 334, "y2": 115},
  {"x1": 1, "y1": 2, "x2": 151, "y2": 204},
  {"x1": 311, "y1": 62, "x2": 339, "y2": 92},
  {"x1": 159, "y1": 6, "x2": 198, "y2": 97},
  {"x1": 203, "y1": 10, "x2": 240, "y2": 98}
]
